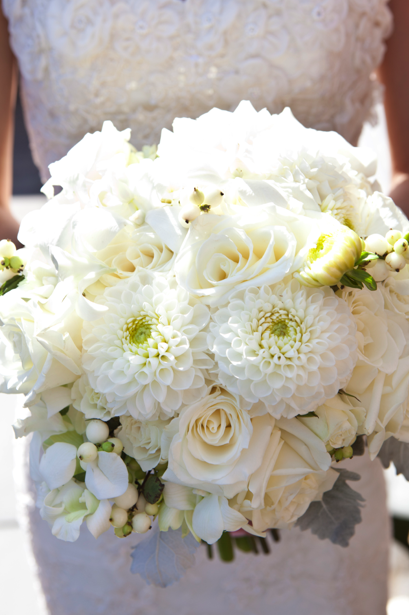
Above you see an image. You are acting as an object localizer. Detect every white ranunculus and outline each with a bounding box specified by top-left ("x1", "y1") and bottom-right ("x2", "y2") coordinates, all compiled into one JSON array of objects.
[
  {"x1": 163, "y1": 386, "x2": 275, "y2": 498},
  {"x1": 117, "y1": 415, "x2": 170, "y2": 471},
  {"x1": 175, "y1": 204, "x2": 314, "y2": 307},
  {"x1": 209, "y1": 280, "x2": 357, "y2": 418},
  {"x1": 298, "y1": 394, "x2": 365, "y2": 450},
  {"x1": 82, "y1": 271, "x2": 212, "y2": 420},
  {"x1": 342, "y1": 288, "x2": 404, "y2": 375},
  {"x1": 39, "y1": 479, "x2": 111, "y2": 542},
  {"x1": 230, "y1": 421, "x2": 336, "y2": 530}
]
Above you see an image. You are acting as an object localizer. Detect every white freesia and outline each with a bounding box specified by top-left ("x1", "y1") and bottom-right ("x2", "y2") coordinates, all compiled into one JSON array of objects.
[
  {"x1": 209, "y1": 280, "x2": 357, "y2": 418},
  {"x1": 39, "y1": 479, "x2": 111, "y2": 542},
  {"x1": 298, "y1": 394, "x2": 365, "y2": 450},
  {"x1": 175, "y1": 205, "x2": 314, "y2": 307},
  {"x1": 164, "y1": 386, "x2": 275, "y2": 497},
  {"x1": 82, "y1": 271, "x2": 212, "y2": 420},
  {"x1": 117, "y1": 415, "x2": 169, "y2": 471}
]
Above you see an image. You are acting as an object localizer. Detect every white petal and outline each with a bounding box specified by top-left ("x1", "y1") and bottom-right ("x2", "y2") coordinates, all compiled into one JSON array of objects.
[
  {"x1": 220, "y1": 497, "x2": 247, "y2": 532},
  {"x1": 163, "y1": 483, "x2": 196, "y2": 511},
  {"x1": 85, "y1": 452, "x2": 129, "y2": 499},
  {"x1": 39, "y1": 442, "x2": 77, "y2": 490},
  {"x1": 86, "y1": 499, "x2": 112, "y2": 538},
  {"x1": 192, "y1": 494, "x2": 224, "y2": 544}
]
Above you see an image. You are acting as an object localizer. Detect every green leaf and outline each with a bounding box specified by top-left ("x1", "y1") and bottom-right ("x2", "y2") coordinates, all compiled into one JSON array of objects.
[
  {"x1": 0, "y1": 274, "x2": 24, "y2": 296},
  {"x1": 217, "y1": 532, "x2": 234, "y2": 562},
  {"x1": 234, "y1": 536, "x2": 253, "y2": 553},
  {"x1": 355, "y1": 251, "x2": 379, "y2": 267},
  {"x1": 302, "y1": 411, "x2": 318, "y2": 418},
  {"x1": 43, "y1": 431, "x2": 84, "y2": 451},
  {"x1": 74, "y1": 471, "x2": 86, "y2": 482},
  {"x1": 142, "y1": 473, "x2": 164, "y2": 504},
  {"x1": 59, "y1": 406, "x2": 70, "y2": 416},
  {"x1": 348, "y1": 268, "x2": 377, "y2": 291},
  {"x1": 340, "y1": 273, "x2": 363, "y2": 290}
]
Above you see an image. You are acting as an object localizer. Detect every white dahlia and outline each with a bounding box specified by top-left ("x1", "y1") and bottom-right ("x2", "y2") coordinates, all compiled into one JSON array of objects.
[
  {"x1": 208, "y1": 281, "x2": 357, "y2": 418},
  {"x1": 82, "y1": 272, "x2": 212, "y2": 420}
]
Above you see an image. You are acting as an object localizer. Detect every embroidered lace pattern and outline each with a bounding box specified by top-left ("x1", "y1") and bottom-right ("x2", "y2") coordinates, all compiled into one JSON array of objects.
[{"x1": 3, "y1": 0, "x2": 392, "y2": 181}]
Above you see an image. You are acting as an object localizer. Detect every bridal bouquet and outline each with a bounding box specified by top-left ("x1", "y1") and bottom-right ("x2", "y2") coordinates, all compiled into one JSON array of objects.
[{"x1": 2, "y1": 102, "x2": 409, "y2": 587}]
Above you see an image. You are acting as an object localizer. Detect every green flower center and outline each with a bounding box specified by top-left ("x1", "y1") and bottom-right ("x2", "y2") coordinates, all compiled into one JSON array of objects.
[
  {"x1": 271, "y1": 319, "x2": 290, "y2": 338},
  {"x1": 308, "y1": 234, "x2": 334, "y2": 263},
  {"x1": 123, "y1": 316, "x2": 153, "y2": 350}
]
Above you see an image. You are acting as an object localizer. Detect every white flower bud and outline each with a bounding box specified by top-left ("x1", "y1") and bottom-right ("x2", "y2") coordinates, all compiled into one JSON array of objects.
[
  {"x1": 144, "y1": 502, "x2": 159, "y2": 516},
  {"x1": 0, "y1": 239, "x2": 16, "y2": 259},
  {"x1": 77, "y1": 442, "x2": 98, "y2": 463},
  {"x1": 386, "y1": 230, "x2": 402, "y2": 245},
  {"x1": 107, "y1": 437, "x2": 124, "y2": 455},
  {"x1": 364, "y1": 234, "x2": 392, "y2": 257},
  {"x1": 113, "y1": 483, "x2": 139, "y2": 509},
  {"x1": 369, "y1": 258, "x2": 390, "y2": 282},
  {"x1": 86, "y1": 420, "x2": 110, "y2": 444},
  {"x1": 189, "y1": 187, "x2": 205, "y2": 207},
  {"x1": 110, "y1": 505, "x2": 129, "y2": 528},
  {"x1": 204, "y1": 189, "x2": 224, "y2": 208},
  {"x1": 179, "y1": 203, "x2": 200, "y2": 228},
  {"x1": 132, "y1": 512, "x2": 151, "y2": 534},
  {"x1": 394, "y1": 238, "x2": 409, "y2": 255},
  {"x1": 385, "y1": 252, "x2": 407, "y2": 272}
]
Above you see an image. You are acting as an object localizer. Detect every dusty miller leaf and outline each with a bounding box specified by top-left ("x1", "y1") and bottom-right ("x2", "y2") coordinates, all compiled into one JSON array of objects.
[
  {"x1": 295, "y1": 469, "x2": 365, "y2": 547},
  {"x1": 378, "y1": 437, "x2": 409, "y2": 480},
  {"x1": 130, "y1": 525, "x2": 200, "y2": 587}
]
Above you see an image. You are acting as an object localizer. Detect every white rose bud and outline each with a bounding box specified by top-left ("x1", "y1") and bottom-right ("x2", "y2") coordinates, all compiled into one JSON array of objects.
[
  {"x1": 365, "y1": 234, "x2": 392, "y2": 258},
  {"x1": 86, "y1": 420, "x2": 110, "y2": 444},
  {"x1": 113, "y1": 483, "x2": 138, "y2": 509},
  {"x1": 385, "y1": 252, "x2": 407, "y2": 272},
  {"x1": 386, "y1": 230, "x2": 402, "y2": 246},
  {"x1": 77, "y1": 442, "x2": 98, "y2": 463},
  {"x1": 132, "y1": 512, "x2": 151, "y2": 534},
  {"x1": 107, "y1": 437, "x2": 124, "y2": 455},
  {"x1": 394, "y1": 238, "x2": 409, "y2": 256},
  {"x1": 110, "y1": 505, "x2": 129, "y2": 528}
]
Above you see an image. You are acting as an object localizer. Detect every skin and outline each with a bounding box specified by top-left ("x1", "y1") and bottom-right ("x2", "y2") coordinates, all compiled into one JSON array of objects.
[{"x1": 0, "y1": 2, "x2": 408, "y2": 244}]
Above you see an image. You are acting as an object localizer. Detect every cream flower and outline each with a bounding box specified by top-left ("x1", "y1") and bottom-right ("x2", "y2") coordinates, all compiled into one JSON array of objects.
[
  {"x1": 294, "y1": 226, "x2": 363, "y2": 288},
  {"x1": 117, "y1": 415, "x2": 169, "y2": 471},
  {"x1": 381, "y1": 267, "x2": 409, "y2": 319},
  {"x1": 163, "y1": 385, "x2": 275, "y2": 498},
  {"x1": 209, "y1": 280, "x2": 357, "y2": 418},
  {"x1": 82, "y1": 271, "x2": 212, "y2": 420},
  {"x1": 231, "y1": 418, "x2": 336, "y2": 530},
  {"x1": 71, "y1": 374, "x2": 120, "y2": 421},
  {"x1": 175, "y1": 205, "x2": 314, "y2": 307},
  {"x1": 298, "y1": 394, "x2": 365, "y2": 450}
]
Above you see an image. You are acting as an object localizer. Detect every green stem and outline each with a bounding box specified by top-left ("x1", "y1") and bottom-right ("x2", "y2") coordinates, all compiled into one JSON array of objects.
[{"x1": 217, "y1": 532, "x2": 234, "y2": 562}]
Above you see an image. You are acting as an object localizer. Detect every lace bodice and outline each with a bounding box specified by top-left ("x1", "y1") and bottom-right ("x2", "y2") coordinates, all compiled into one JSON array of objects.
[{"x1": 3, "y1": 0, "x2": 392, "y2": 182}]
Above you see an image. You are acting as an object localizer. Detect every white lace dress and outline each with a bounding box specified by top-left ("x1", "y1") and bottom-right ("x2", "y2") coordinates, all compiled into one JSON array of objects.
[{"x1": 4, "y1": 1, "x2": 393, "y2": 613}]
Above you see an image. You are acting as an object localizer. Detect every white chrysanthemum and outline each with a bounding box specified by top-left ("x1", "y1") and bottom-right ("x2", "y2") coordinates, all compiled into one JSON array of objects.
[
  {"x1": 209, "y1": 281, "x2": 357, "y2": 418},
  {"x1": 82, "y1": 272, "x2": 212, "y2": 420},
  {"x1": 117, "y1": 415, "x2": 169, "y2": 471}
]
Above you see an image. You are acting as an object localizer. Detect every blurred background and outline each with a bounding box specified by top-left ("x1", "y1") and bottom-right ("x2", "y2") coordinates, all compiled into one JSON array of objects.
[{"x1": 1, "y1": 88, "x2": 409, "y2": 615}]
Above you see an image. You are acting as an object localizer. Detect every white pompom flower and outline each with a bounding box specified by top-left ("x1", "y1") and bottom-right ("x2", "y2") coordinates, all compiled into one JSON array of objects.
[
  {"x1": 82, "y1": 271, "x2": 212, "y2": 420},
  {"x1": 208, "y1": 281, "x2": 357, "y2": 418}
]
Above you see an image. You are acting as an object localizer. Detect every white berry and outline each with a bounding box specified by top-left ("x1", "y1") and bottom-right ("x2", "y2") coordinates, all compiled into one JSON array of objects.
[
  {"x1": 385, "y1": 252, "x2": 407, "y2": 272},
  {"x1": 136, "y1": 493, "x2": 147, "y2": 512},
  {"x1": 394, "y1": 238, "x2": 409, "y2": 255},
  {"x1": 179, "y1": 203, "x2": 200, "y2": 228},
  {"x1": 77, "y1": 442, "x2": 98, "y2": 463},
  {"x1": 86, "y1": 420, "x2": 110, "y2": 444},
  {"x1": 132, "y1": 512, "x2": 151, "y2": 534},
  {"x1": 365, "y1": 234, "x2": 392, "y2": 257},
  {"x1": 144, "y1": 502, "x2": 159, "y2": 516},
  {"x1": 189, "y1": 187, "x2": 205, "y2": 207},
  {"x1": 107, "y1": 437, "x2": 124, "y2": 455},
  {"x1": 110, "y1": 505, "x2": 129, "y2": 528},
  {"x1": 369, "y1": 259, "x2": 390, "y2": 282},
  {"x1": 0, "y1": 239, "x2": 16, "y2": 259},
  {"x1": 204, "y1": 189, "x2": 224, "y2": 208},
  {"x1": 113, "y1": 483, "x2": 139, "y2": 509},
  {"x1": 386, "y1": 229, "x2": 402, "y2": 245}
]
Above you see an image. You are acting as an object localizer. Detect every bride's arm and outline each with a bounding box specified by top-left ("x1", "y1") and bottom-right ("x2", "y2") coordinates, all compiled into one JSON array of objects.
[
  {"x1": 378, "y1": 0, "x2": 409, "y2": 216},
  {"x1": 0, "y1": 9, "x2": 19, "y2": 244}
]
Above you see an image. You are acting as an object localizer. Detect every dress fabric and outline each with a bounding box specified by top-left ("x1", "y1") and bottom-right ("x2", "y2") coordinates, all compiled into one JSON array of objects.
[{"x1": 4, "y1": 1, "x2": 393, "y2": 614}]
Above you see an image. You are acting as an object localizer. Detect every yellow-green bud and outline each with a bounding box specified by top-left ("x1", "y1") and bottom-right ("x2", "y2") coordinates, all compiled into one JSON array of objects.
[
  {"x1": 122, "y1": 523, "x2": 133, "y2": 537},
  {"x1": 295, "y1": 228, "x2": 364, "y2": 288},
  {"x1": 144, "y1": 502, "x2": 159, "y2": 516},
  {"x1": 9, "y1": 256, "x2": 24, "y2": 271},
  {"x1": 394, "y1": 238, "x2": 409, "y2": 256},
  {"x1": 99, "y1": 441, "x2": 115, "y2": 453},
  {"x1": 342, "y1": 446, "x2": 354, "y2": 459},
  {"x1": 386, "y1": 230, "x2": 402, "y2": 246},
  {"x1": 107, "y1": 437, "x2": 124, "y2": 455},
  {"x1": 334, "y1": 449, "x2": 344, "y2": 462}
]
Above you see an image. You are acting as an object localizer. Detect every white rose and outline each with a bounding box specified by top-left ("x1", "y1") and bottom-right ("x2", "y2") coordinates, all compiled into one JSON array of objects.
[
  {"x1": 298, "y1": 394, "x2": 365, "y2": 450},
  {"x1": 163, "y1": 386, "x2": 275, "y2": 498},
  {"x1": 117, "y1": 415, "x2": 170, "y2": 471},
  {"x1": 231, "y1": 419, "x2": 336, "y2": 530},
  {"x1": 342, "y1": 288, "x2": 403, "y2": 375},
  {"x1": 175, "y1": 204, "x2": 314, "y2": 307}
]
